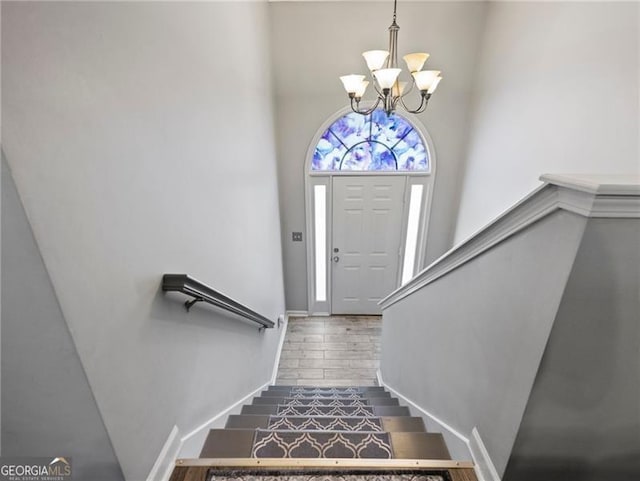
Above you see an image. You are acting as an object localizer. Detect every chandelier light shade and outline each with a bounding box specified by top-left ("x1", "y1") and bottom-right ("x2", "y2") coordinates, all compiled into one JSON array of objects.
[
  {"x1": 339, "y1": 75, "x2": 366, "y2": 94},
  {"x1": 363, "y1": 50, "x2": 389, "y2": 71},
  {"x1": 412, "y1": 70, "x2": 441, "y2": 91},
  {"x1": 339, "y1": 0, "x2": 442, "y2": 116},
  {"x1": 373, "y1": 68, "x2": 402, "y2": 90},
  {"x1": 403, "y1": 53, "x2": 429, "y2": 73}
]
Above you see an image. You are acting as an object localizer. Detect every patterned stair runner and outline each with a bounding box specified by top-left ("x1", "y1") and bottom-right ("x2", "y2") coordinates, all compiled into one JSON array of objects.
[
  {"x1": 200, "y1": 385, "x2": 450, "y2": 460},
  {"x1": 206, "y1": 473, "x2": 449, "y2": 481},
  {"x1": 251, "y1": 397, "x2": 398, "y2": 406},
  {"x1": 252, "y1": 431, "x2": 394, "y2": 458},
  {"x1": 269, "y1": 386, "x2": 386, "y2": 395},
  {"x1": 266, "y1": 416, "x2": 384, "y2": 431}
]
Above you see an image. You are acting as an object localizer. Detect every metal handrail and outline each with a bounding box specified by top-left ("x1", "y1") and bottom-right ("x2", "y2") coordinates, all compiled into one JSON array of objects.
[{"x1": 162, "y1": 274, "x2": 275, "y2": 329}]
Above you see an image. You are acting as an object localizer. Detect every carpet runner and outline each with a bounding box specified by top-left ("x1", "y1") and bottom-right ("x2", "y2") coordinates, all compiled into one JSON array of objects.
[
  {"x1": 253, "y1": 398, "x2": 382, "y2": 407},
  {"x1": 206, "y1": 471, "x2": 448, "y2": 481},
  {"x1": 266, "y1": 416, "x2": 384, "y2": 431},
  {"x1": 171, "y1": 385, "x2": 477, "y2": 481},
  {"x1": 275, "y1": 405, "x2": 378, "y2": 417},
  {"x1": 200, "y1": 385, "x2": 450, "y2": 460},
  {"x1": 252, "y1": 431, "x2": 393, "y2": 458}
]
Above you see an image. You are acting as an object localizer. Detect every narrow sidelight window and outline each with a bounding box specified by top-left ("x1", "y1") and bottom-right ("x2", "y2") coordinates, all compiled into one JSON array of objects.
[
  {"x1": 314, "y1": 185, "x2": 327, "y2": 301},
  {"x1": 401, "y1": 184, "x2": 423, "y2": 285}
]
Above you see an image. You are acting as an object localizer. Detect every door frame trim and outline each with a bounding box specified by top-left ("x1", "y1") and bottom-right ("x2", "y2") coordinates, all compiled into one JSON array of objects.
[{"x1": 304, "y1": 106, "x2": 437, "y2": 315}]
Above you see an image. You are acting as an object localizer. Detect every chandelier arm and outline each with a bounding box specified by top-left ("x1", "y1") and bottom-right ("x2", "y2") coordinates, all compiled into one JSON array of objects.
[
  {"x1": 370, "y1": 77, "x2": 384, "y2": 98},
  {"x1": 390, "y1": 95, "x2": 402, "y2": 114},
  {"x1": 399, "y1": 77, "x2": 415, "y2": 98},
  {"x1": 351, "y1": 96, "x2": 382, "y2": 116},
  {"x1": 398, "y1": 93, "x2": 414, "y2": 112},
  {"x1": 399, "y1": 92, "x2": 430, "y2": 114}
]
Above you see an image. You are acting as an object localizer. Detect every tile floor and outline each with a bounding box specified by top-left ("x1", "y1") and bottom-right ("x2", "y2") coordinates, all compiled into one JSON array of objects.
[{"x1": 275, "y1": 315, "x2": 382, "y2": 386}]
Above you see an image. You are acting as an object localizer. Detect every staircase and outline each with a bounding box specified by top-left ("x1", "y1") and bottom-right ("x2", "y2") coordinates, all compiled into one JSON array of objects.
[{"x1": 170, "y1": 385, "x2": 477, "y2": 481}]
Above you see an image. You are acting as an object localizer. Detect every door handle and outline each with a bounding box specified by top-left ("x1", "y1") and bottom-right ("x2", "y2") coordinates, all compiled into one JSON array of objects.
[{"x1": 333, "y1": 256, "x2": 340, "y2": 263}]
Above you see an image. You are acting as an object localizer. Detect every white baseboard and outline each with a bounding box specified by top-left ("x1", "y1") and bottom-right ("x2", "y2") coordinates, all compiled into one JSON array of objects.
[
  {"x1": 148, "y1": 310, "x2": 289, "y2": 479},
  {"x1": 285, "y1": 310, "x2": 308, "y2": 317},
  {"x1": 377, "y1": 370, "x2": 469, "y2": 444},
  {"x1": 469, "y1": 427, "x2": 501, "y2": 481},
  {"x1": 377, "y1": 370, "x2": 497, "y2": 481},
  {"x1": 149, "y1": 383, "x2": 268, "y2": 477},
  {"x1": 177, "y1": 381, "x2": 269, "y2": 458},
  {"x1": 270, "y1": 312, "x2": 290, "y2": 384},
  {"x1": 146, "y1": 425, "x2": 181, "y2": 481},
  {"x1": 179, "y1": 310, "x2": 288, "y2": 458},
  {"x1": 375, "y1": 370, "x2": 384, "y2": 387}
]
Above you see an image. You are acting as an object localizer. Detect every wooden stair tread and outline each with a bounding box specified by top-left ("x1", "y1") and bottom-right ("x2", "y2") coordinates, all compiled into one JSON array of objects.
[{"x1": 171, "y1": 461, "x2": 477, "y2": 479}]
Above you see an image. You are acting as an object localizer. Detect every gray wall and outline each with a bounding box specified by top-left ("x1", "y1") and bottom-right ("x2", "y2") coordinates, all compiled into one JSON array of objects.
[
  {"x1": 269, "y1": 1, "x2": 487, "y2": 310},
  {"x1": 504, "y1": 218, "x2": 640, "y2": 481},
  {"x1": 2, "y1": 158, "x2": 125, "y2": 480},
  {"x1": 0, "y1": 7, "x2": 3, "y2": 458},
  {"x1": 2, "y1": 2, "x2": 285, "y2": 480},
  {"x1": 380, "y1": 209, "x2": 588, "y2": 476},
  {"x1": 455, "y1": 1, "x2": 639, "y2": 242},
  {"x1": 0, "y1": 151, "x2": 2, "y2": 454}
]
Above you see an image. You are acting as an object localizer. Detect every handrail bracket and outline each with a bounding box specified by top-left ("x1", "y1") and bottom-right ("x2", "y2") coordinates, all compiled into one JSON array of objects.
[
  {"x1": 184, "y1": 297, "x2": 205, "y2": 312},
  {"x1": 162, "y1": 274, "x2": 275, "y2": 329}
]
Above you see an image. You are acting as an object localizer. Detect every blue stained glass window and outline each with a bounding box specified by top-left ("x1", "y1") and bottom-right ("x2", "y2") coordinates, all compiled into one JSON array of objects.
[{"x1": 312, "y1": 109, "x2": 429, "y2": 171}]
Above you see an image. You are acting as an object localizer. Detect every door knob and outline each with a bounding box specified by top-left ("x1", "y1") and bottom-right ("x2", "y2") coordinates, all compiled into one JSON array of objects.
[{"x1": 333, "y1": 256, "x2": 340, "y2": 263}]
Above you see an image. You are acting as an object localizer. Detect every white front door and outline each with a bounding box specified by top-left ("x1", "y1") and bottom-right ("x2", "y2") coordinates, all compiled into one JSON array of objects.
[{"x1": 331, "y1": 176, "x2": 406, "y2": 314}]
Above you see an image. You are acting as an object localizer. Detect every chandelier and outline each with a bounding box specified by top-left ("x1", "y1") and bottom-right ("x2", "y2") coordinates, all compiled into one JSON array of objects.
[{"x1": 339, "y1": 0, "x2": 442, "y2": 117}]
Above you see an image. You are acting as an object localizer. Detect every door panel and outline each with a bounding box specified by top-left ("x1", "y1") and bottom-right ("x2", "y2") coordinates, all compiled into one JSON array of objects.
[{"x1": 331, "y1": 177, "x2": 405, "y2": 314}]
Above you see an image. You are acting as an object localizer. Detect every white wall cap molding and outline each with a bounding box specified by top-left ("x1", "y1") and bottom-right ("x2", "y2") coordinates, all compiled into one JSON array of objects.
[
  {"x1": 555, "y1": 187, "x2": 597, "y2": 217},
  {"x1": 589, "y1": 196, "x2": 640, "y2": 218},
  {"x1": 555, "y1": 187, "x2": 640, "y2": 218},
  {"x1": 268, "y1": 0, "x2": 462, "y2": 2},
  {"x1": 381, "y1": 175, "x2": 640, "y2": 309},
  {"x1": 380, "y1": 184, "x2": 559, "y2": 308},
  {"x1": 541, "y1": 173, "x2": 640, "y2": 195}
]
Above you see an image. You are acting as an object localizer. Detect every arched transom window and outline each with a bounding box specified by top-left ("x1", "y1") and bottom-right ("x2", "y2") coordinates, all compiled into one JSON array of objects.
[{"x1": 312, "y1": 109, "x2": 429, "y2": 172}]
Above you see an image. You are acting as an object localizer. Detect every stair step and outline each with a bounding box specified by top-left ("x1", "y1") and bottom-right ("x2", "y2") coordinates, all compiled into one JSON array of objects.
[
  {"x1": 260, "y1": 389, "x2": 392, "y2": 399},
  {"x1": 200, "y1": 429, "x2": 450, "y2": 460},
  {"x1": 226, "y1": 415, "x2": 427, "y2": 432},
  {"x1": 268, "y1": 386, "x2": 387, "y2": 394},
  {"x1": 241, "y1": 404, "x2": 410, "y2": 417},
  {"x1": 252, "y1": 397, "x2": 399, "y2": 407}
]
